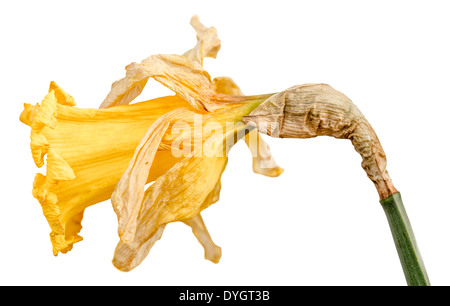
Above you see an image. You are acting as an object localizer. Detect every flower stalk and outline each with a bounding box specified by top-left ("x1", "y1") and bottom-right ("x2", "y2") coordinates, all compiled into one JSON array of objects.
[{"x1": 380, "y1": 193, "x2": 430, "y2": 286}]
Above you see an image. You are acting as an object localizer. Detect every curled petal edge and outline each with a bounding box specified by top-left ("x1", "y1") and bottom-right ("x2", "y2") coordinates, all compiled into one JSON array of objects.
[
  {"x1": 100, "y1": 16, "x2": 226, "y2": 111},
  {"x1": 20, "y1": 82, "x2": 79, "y2": 255},
  {"x1": 112, "y1": 124, "x2": 254, "y2": 271},
  {"x1": 112, "y1": 108, "x2": 192, "y2": 243}
]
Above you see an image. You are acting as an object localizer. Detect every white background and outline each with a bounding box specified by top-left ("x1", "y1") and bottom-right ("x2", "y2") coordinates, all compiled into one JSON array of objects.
[{"x1": 1, "y1": 0, "x2": 449, "y2": 286}]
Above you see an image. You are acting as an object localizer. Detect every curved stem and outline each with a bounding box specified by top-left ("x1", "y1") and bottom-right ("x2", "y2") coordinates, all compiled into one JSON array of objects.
[
  {"x1": 380, "y1": 192, "x2": 430, "y2": 286},
  {"x1": 243, "y1": 84, "x2": 431, "y2": 285}
]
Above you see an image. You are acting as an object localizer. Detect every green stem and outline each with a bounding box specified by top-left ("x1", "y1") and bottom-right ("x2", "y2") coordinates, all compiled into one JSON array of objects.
[{"x1": 380, "y1": 192, "x2": 430, "y2": 286}]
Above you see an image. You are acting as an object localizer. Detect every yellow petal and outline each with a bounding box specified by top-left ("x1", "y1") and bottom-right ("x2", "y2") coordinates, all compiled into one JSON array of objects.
[
  {"x1": 182, "y1": 213, "x2": 222, "y2": 264},
  {"x1": 112, "y1": 184, "x2": 166, "y2": 272},
  {"x1": 113, "y1": 187, "x2": 222, "y2": 271},
  {"x1": 49, "y1": 81, "x2": 76, "y2": 106},
  {"x1": 112, "y1": 124, "x2": 253, "y2": 271},
  {"x1": 20, "y1": 84, "x2": 189, "y2": 255},
  {"x1": 112, "y1": 108, "x2": 189, "y2": 243},
  {"x1": 212, "y1": 76, "x2": 244, "y2": 96},
  {"x1": 111, "y1": 104, "x2": 251, "y2": 242},
  {"x1": 110, "y1": 98, "x2": 266, "y2": 241},
  {"x1": 32, "y1": 90, "x2": 57, "y2": 132},
  {"x1": 19, "y1": 103, "x2": 39, "y2": 126},
  {"x1": 114, "y1": 208, "x2": 223, "y2": 272}
]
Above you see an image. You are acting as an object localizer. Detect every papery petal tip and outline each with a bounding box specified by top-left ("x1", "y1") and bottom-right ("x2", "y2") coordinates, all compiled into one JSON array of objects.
[{"x1": 244, "y1": 130, "x2": 284, "y2": 178}]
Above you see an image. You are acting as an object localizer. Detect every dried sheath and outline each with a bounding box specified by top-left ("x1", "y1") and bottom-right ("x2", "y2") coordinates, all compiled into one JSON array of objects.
[{"x1": 243, "y1": 83, "x2": 397, "y2": 200}]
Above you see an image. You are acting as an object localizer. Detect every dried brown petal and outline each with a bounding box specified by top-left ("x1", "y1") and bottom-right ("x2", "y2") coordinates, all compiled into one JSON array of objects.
[
  {"x1": 182, "y1": 213, "x2": 222, "y2": 264},
  {"x1": 183, "y1": 15, "x2": 221, "y2": 65},
  {"x1": 112, "y1": 108, "x2": 190, "y2": 243},
  {"x1": 100, "y1": 16, "x2": 224, "y2": 111},
  {"x1": 244, "y1": 130, "x2": 284, "y2": 177}
]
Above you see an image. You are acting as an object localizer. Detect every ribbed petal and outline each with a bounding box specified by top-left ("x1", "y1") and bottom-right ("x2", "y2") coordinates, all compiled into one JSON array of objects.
[
  {"x1": 112, "y1": 125, "x2": 253, "y2": 271},
  {"x1": 112, "y1": 108, "x2": 190, "y2": 243},
  {"x1": 20, "y1": 83, "x2": 189, "y2": 255},
  {"x1": 100, "y1": 16, "x2": 235, "y2": 111},
  {"x1": 183, "y1": 15, "x2": 221, "y2": 65}
]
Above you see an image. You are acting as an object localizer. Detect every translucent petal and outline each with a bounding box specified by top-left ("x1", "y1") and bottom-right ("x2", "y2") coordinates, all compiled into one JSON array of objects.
[
  {"x1": 182, "y1": 213, "x2": 222, "y2": 264},
  {"x1": 100, "y1": 16, "x2": 230, "y2": 111},
  {"x1": 112, "y1": 108, "x2": 190, "y2": 243},
  {"x1": 244, "y1": 130, "x2": 284, "y2": 177},
  {"x1": 212, "y1": 76, "x2": 243, "y2": 96},
  {"x1": 111, "y1": 103, "x2": 255, "y2": 242},
  {"x1": 112, "y1": 125, "x2": 253, "y2": 271},
  {"x1": 183, "y1": 15, "x2": 221, "y2": 65}
]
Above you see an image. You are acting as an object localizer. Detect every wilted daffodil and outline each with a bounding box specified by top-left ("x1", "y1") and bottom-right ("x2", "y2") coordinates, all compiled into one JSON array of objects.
[
  {"x1": 21, "y1": 16, "x2": 429, "y2": 285},
  {"x1": 20, "y1": 16, "x2": 282, "y2": 271}
]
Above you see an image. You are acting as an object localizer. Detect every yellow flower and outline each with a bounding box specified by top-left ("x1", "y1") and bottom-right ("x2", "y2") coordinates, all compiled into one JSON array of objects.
[{"x1": 20, "y1": 16, "x2": 283, "y2": 271}]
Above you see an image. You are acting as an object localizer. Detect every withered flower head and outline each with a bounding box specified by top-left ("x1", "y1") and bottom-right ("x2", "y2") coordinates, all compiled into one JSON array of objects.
[
  {"x1": 20, "y1": 16, "x2": 427, "y2": 286},
  {"x1": 20, "y1": 16, "x2": 282, "y2": 271}
]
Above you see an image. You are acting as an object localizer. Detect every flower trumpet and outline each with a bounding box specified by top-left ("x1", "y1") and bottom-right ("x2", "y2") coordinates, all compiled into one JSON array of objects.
[{"x1": 20, "y1": 16, "x2": 429, "y2": 285}]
